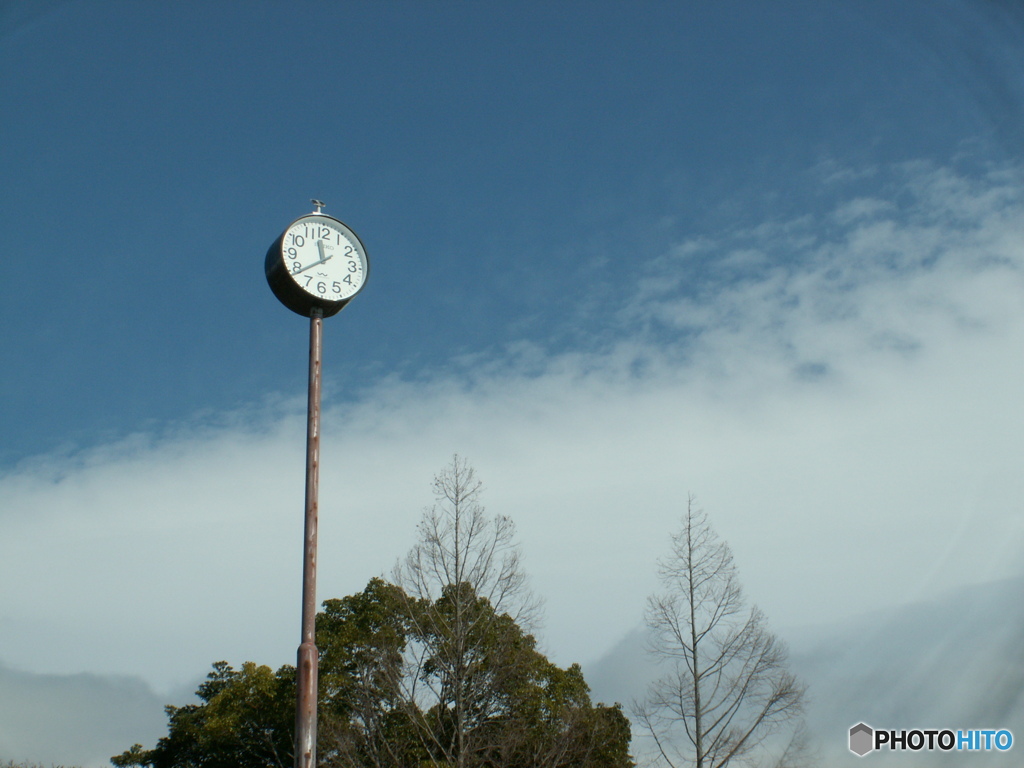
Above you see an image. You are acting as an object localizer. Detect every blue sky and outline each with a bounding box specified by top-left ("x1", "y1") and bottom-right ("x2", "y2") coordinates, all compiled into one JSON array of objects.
[
  {"x1": 2, "y1": 1, "x2": 1024, "y2": 765},
  {"x1": 3, "y1": 0, "x2": 1018, "y2": 462}
]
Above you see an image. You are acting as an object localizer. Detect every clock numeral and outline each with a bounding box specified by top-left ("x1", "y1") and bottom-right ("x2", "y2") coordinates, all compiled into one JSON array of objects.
[
  {"x1": 291, "y1": 235, "x2": 305, "y2": 247},
  {"x1": 332, "y1": 281, "x2": 341, "y2": 294},
  {"x1": 343, "y1": 275, "x2": 353, "y2": 286},
  {"x1": 292, "y1": 261, "x2": 302, "y2": 274},
  {"x1": 347, "y1": 261, "x2": 358, "y2": 273},
  {"x1": 317, "y1": 281, "x2": 327, "y2": 294}
]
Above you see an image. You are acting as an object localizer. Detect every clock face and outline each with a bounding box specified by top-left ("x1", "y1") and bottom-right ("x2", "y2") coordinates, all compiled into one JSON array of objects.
[{"x1": 281, "y1": 215, "x2": 367, "y2": 302}]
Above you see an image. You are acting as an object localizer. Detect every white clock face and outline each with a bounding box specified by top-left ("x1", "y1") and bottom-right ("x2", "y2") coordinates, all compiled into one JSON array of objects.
[{"x1": 282, "y1": 215, "x2": 367, "y2": 301}]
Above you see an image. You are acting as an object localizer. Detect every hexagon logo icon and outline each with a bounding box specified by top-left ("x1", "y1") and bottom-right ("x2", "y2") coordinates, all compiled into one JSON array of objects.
[{"x1": 850, "y1": 723, "x2": 874, "y2": 756}]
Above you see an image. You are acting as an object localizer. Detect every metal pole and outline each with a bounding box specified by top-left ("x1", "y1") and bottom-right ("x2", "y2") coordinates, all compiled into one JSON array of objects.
[{"x1": 295, "y1": 306, "x2": 323, "y2": 768}]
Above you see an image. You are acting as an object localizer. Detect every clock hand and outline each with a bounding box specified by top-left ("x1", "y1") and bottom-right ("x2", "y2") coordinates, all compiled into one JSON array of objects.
[
  {"x1": 294, "y1": 242, "x2": 334, "y2": 275},
  {"x1": 294, "y1": 254, "x2": 334, "y2": 275}
]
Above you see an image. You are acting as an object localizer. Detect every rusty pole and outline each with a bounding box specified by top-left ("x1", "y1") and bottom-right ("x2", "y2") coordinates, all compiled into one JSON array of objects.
[{"x1": 295, "y1": 306, "x2": 323, "y2": 768}]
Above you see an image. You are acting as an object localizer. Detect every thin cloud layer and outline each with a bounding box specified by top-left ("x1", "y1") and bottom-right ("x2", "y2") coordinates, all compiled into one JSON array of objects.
[{"x1": 1, "y1": 161, "x2": 1021, "y2": 706}]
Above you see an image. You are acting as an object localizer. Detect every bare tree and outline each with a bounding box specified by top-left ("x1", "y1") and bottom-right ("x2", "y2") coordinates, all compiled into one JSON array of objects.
[
  {"x1": 397, "y1": 454, "x2": 538, "y2": 626},
  {"x1": 392, "y1": 454, "x2": 543, "y2": 767},
  {"x1": 634, "y1": 496, "x2": 806, "y2": 768}
]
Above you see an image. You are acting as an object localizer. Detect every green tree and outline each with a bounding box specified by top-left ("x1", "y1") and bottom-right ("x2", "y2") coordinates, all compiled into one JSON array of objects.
[
  {"x1": 113, "y1": 660, "x2": 295, "y2": 768},
  {"x1": 390, "y1": 581, "x2": 629, "y2": 768},
  {"x1": 324, "y1": 456, "x2": 633, "y2": 768},
  {"x1": 316, "y1": 577, "x2": 419, "y2": 768},
  {"x1": 114, "y1": 458, "x2": 633, "y2": 768},
  {"x1": 115, "y1": 578, "x2": 632, "y2": 768}
]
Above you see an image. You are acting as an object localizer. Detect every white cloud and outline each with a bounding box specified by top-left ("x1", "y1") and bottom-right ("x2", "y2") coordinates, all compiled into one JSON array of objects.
[{"x1": 1, "y1": 161, "x2": 1022, "y2": 713}]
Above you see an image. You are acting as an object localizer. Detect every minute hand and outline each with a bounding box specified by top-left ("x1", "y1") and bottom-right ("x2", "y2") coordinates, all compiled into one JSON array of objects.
[{"x1": 294, "y1": 251, "x2": 334, "y2": 275}]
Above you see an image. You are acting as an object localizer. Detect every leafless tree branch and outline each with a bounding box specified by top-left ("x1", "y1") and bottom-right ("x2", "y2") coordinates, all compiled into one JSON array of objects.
[{"x1": 634, "y1": 496, "x2": 807, "y2": 768}]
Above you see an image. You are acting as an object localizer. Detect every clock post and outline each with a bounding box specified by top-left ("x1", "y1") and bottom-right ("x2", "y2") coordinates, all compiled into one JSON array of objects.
[
  {"x1": 265, "y1": 200, "x2": 369, "y2": 768},
  {"x1": 295, "y1": 303, "x2": 323, "y2": 768}
]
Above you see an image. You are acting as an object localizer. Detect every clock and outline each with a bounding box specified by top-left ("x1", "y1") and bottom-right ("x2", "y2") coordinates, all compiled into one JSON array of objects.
[{"x1": 265, "y1": 202, "x2": 369, "y2": 317}]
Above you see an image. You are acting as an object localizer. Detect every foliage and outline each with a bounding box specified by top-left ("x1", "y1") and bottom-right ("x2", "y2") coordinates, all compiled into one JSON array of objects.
[
  {"x1": 113, "y1": 578, "x2": 630, "y2": 768},
  {"x1": 113, "y1": 458, "x2": 632, "y2": 768},
  {"x1": 112, "y1": 661, "x2": 295, "y2": 768}
]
